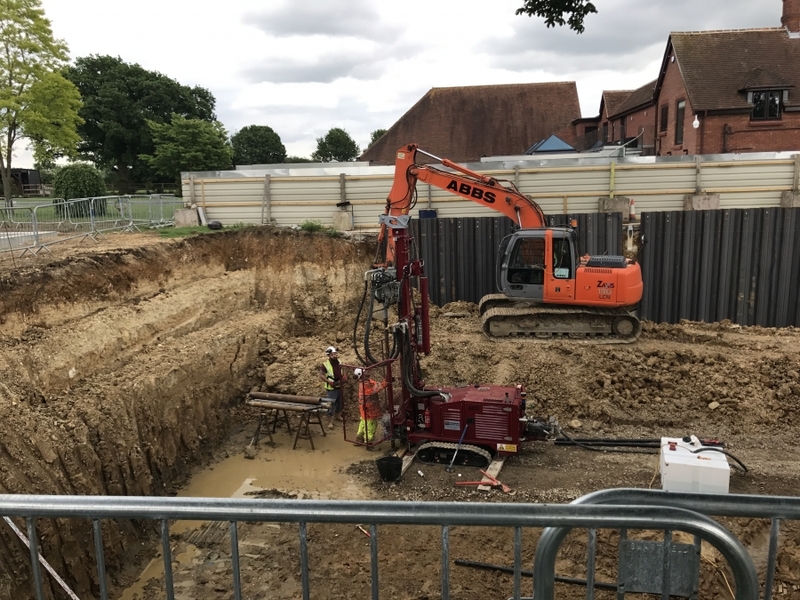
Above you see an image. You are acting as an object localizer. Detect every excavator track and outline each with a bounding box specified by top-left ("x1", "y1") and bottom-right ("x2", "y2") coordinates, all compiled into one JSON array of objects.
[
  {"x1": 416, "y1": 442, "x2": 492, "y2": 469},
  {"x1": 479, "y1": 294, "x2": 641, "y2": 344}
]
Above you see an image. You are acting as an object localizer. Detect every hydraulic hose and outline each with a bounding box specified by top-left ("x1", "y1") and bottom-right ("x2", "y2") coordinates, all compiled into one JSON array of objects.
[
  {"x1": 691, "y1": 447, "x2": 749, "y2": 473},
  {"x1": 395, "y1": 327, "x2": 438, "y2": 398},
  {"x1": 352, "y1": 279, "x2": 370, "y2": 366}
]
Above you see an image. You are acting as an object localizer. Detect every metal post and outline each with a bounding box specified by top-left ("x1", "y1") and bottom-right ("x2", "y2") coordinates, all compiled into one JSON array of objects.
[
  {"x1": 300, "y1": 522, "x2": 310, "y2": 600},
  {"x1": 262, "y1": 174, "x2": 271, "y2": 225},
  {"x1": 93, "y1": 519, "x2": 109, "y2": 600},
  {"x1": 160, "y1": 519, "x2": 175, "y2": 599},
  {"x1": 370, "y1": 524, "x2": 379, "y2": 600},
  {"x1": 695, "y1": 155, "x2": 703, "y2": 194},
  {"x1": 26, "y1": 518, "x2": 45, "y2": 600},
  {"x1": 230, "y1": 521, "x2": 242, "y2": 600},
  {"x1": 441, "y1": 525, "x2": 450, "y2": 600},
  {"x1": 513, "y1": 526, "x2": 522, "y2": 600},
  {"x1": 764, "y1": 518, "x2": 781, "y2": 600}
]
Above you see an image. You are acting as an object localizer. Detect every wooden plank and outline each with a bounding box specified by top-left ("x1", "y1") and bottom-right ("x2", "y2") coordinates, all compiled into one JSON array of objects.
[
  {"x1": 244, "y1": 399, "x2": 321, "y2": 412},
  {"x1": 477, "y1": 456, "x2": 507, "y2": 492}
]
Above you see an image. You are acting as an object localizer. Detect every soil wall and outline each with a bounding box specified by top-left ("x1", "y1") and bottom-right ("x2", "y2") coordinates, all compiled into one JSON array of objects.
[{"x1": 0, "y1": 228, "x2": 373, "y2": 599}]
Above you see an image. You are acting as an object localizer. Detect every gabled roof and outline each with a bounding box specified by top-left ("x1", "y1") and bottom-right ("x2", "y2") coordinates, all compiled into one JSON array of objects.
[
  {"x1": 359, "y1": 82, "x2": 581, "y2": 165},
  {"x1": 600, "y1": 90, "x2": 634, "y2": 119},
  {"x1": 525, "y1": 134, "x2": 575, "y2": 154},
  {"x1": 661, "y1": 28, "x2": 800, "y2": 112},
  {"x1": 609, "y1": 79, "x2": 657, "y2": 119}
]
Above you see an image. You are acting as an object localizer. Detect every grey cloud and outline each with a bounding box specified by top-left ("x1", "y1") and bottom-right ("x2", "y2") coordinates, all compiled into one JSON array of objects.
[
  {"x1": 243, "y1": 53, "x2": 384, "y2": 84},
  {"x1": 490, "y1": 0, "x2": 779, "y2": 73},
  {"x1": 245, "y1": 0, "x2": 401, "y2": 43}
]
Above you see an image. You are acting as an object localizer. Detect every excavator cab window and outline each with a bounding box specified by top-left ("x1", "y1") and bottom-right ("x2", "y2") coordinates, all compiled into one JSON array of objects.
[
  {"x1": 552, "y1": 237, "x2": 573, "y2": 279},
  {"x1": 507, "y1": 237, "x2": 545, "y2": 285}
]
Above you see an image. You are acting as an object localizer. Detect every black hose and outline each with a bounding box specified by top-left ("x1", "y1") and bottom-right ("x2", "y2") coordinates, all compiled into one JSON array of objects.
[
  {"x1": 352, "y1": 279, "x2": 370, "y2": 366},
  {"x1": 691, "y1": 447, "x2": 749, "y2": 473},
  {"x1": 556, "y1": 427, "x2": 657, "y2": 455},
  {"x1": 396, "y1": 327, "x2": 438, "y2": 398}
]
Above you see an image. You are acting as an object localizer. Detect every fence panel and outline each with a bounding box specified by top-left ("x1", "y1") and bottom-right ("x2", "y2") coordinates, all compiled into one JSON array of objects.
[
  {"x1": 0, "y1": 494, "x2": 758, "y2": 600},
  {"x1": 0, "y1": 207, "x2": 37, "y2": 255},
  {"x1": 412, "y1": 214, "x2": 622, "y2": 306},
  {"x1": 639, "y1": 208, "x2": 800, "y2": 326}
]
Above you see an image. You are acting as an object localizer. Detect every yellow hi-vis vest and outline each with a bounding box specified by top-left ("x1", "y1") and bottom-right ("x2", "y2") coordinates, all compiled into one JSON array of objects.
[{"x1": 323, "y1": 360, "x2": 336, "y2": 390}]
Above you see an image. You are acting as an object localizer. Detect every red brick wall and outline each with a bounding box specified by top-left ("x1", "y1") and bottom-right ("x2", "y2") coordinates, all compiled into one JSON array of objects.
[
  {"x1": 654, "y1": 52, "x2": 698, "y2": 155},
  {"x1": 696, "y1": 114, "x2": 800, "y2": 154}
]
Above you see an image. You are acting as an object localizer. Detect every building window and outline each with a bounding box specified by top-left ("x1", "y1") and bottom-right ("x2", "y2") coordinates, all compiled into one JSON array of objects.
[
  {"x1": 675, "y1": 100, "x2": 685, "y2": 145},
  {"x1": 620, "y1": 118, "x2": 626, "y2": 141},
  {"x1": 602, "y1": 122, "x2": 608, "y2": 143},
  {"x1": 751, "y1": 91, "x2": 782, "y2": 120},
  {"x1": 660, "y1": 105, "x2": 669, "y2": 132}
]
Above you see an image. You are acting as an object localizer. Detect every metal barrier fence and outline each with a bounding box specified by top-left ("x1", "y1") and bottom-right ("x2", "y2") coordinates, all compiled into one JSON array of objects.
[
  {"x1": 0, "y1": 195, "x2": 179, "y2": 258},
  {"x1": 533, "y1": 488, "x2": 800, "y2": 600},
  {"x1": 0, "y1": 206, "x2": 38, "y2": 254},
  {"x1": 0, "y1": 495, "x2": 758, "y2": 600}
]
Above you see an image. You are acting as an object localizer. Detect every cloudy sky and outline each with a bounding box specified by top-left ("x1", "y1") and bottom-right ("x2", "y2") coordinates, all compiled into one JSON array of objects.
[{"x1": 18, "y1": 0, "x2": 783, "y2": 167}]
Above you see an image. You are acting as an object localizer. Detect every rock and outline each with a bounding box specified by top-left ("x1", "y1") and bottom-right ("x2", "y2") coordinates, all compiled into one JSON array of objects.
[
  {"x1": 568, "y1": 419, "x2": 582, "y2": 429},
  {"x1": 708, "y1": 401, "x2": 720, "y2": 410}
]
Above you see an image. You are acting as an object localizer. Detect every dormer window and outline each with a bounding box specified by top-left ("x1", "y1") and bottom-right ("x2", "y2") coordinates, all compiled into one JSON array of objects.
[{"x1": 750, "y1": 90, "x2": 783, "y2": 120}]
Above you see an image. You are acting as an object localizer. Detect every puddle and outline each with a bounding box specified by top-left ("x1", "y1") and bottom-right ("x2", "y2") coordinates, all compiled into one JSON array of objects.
[{"x1": 120, "y1": 426, "x2": 379, "y2": 599}]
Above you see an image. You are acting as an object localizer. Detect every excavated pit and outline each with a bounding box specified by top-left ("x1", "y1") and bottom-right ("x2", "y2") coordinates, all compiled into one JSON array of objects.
[{"x1": 1, "y1": 227, "x2": 800, "y2": 600}]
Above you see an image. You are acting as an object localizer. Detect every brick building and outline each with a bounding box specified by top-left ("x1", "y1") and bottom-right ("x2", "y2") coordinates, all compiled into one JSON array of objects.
[
  {"x1": 585, "y1": 0, "x2": 800, "y2": 156},
  {"x1": 359, "y1": 82, "x2": 581, "y2": 165}
]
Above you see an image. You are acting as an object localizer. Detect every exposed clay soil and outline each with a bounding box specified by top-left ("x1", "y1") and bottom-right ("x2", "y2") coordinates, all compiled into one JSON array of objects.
[{"x1": 1, "y1": 228, "x2": 800, "y2": 600}]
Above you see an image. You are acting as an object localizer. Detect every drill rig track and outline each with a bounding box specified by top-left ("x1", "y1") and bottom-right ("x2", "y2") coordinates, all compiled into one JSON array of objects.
[
  {"x1": 416, "y1": 442, "x2": 493, "y2": 469},
  {"x1": 479, "y1": 294, "x2": 641, "y2": 344}
]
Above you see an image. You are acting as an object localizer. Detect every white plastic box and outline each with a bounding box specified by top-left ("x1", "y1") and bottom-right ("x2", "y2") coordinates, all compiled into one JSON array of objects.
[{"x1": 659, "y1": 436, "x2": 730, "y2": 494}]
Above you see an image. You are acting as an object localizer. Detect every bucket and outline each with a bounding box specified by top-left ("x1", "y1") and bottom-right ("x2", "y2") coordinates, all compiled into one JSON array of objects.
[{"x1": 376, "y1": 456, "x2": 403, "y2": 482}]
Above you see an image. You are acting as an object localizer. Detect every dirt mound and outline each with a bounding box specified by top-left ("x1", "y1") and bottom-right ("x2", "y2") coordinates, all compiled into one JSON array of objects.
[{"x1": 0, "y1": 227, "x2": 799, "y2": 599}]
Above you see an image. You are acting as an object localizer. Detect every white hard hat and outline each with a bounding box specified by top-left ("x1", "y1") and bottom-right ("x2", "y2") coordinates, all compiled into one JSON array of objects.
[
  {"x1": 354, "y1": 368, "x2": 363, "y2": 378},
  {"x1": 325, "y1": 346, "x2": 337, "y2": 355}
]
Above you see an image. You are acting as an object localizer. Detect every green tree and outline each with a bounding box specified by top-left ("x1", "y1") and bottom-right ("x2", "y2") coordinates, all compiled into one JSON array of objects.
[
  {"x1": 285, "y1": 156, "x2": 314, "y2": 163},
  {"x1": 311, "y1": 128, "x2": 360, "y2": 162},
  {"x1": 515, "y1": 0, "x2": 597, "y2": 33},
  {"x1": 0, "y1": 0, "x2": 82, "y2": 205},
  {"x1": 231, "y1": 125, "x2": 286, "y2": 166},
  {"x1": 140, "y1": 115, "x2": 232, "y2": 185},
  {"x1": 368, "y1": 129, "x2": 387, "y2": 148},
  {"x1": 66, "y1": 55, "x2": 216, "y2": 194}
]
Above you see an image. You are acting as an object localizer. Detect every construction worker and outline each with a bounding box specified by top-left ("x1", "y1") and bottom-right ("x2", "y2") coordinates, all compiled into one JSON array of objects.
[
  {"x1": 354, "y1": 368, "x2": 389, "y2": 447},
  {"x1": 318, "y1": 346, "x2": 346, "y2": 429}
]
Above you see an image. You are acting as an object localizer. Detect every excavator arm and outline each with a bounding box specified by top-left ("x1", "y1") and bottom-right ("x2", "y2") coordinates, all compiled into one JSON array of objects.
[{"x1": 383, "y1": 144, "x2": 546, "y2": 230}]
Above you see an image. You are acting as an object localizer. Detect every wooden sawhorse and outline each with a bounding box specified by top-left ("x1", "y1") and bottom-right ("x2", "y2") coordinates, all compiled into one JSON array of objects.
[{"x1": 245, "y1": 399, "x2": 327, "y2": 451}]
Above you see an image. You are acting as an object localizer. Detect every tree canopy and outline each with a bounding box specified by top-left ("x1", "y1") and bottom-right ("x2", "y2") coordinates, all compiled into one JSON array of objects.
[
  {"x1": 311, "y1": 128, "x2": 360, "y2": 162},
  {"x1": 66, "y1": 55, "x2": 217, "y2": 193},
  {"x1": 368, "y1": 129, "x2": 387, "y2": 148},
  {"x1": 0, "y1": 0, "x2": 82, "y2": 203},
  {"x1": 515, "y1": 0, "x2": 597, "y2": 33},
  {"x1": 231, "y1": 125, "x2": 286, "y2": 166},
  {"x1": 140, "y1": 115, "x2": 232, "y2": 183}
]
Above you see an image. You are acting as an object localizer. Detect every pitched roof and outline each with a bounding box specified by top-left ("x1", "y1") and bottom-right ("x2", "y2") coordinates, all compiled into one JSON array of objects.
[
  {"x1": 359, "y1": 82, "x2": 581, "y2": 165},
  {"x1": 667, "y1": 28, "x2": 800, "y2": 112},
  {"x1": 601, "y1": 90, "x2": 634, "y2": 118},
  {"x1": 525, "y1": 134, "x2": 575, "y2": 154},
  {"x1": 609, "y1": 79, "x2": 657, "y2": 118}
]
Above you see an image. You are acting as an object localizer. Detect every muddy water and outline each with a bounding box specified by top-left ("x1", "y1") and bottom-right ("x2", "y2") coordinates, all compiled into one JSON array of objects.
[{"x1": 120, "y1": 426, "x2": 379, "y2": 599}]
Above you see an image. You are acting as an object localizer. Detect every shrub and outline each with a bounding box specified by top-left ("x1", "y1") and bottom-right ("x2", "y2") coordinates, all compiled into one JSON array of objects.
[
  {"x1": 53, "y1": 164, "x2": 107, "y2": 218},
  {"x1": 299, "y1": 219, "x2": 343, "y2": 238}
]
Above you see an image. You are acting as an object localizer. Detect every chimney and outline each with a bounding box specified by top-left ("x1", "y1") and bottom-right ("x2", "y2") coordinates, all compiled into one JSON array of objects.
[{"x1": 783, "y1": 0, "x2": 800, "y2": 32}]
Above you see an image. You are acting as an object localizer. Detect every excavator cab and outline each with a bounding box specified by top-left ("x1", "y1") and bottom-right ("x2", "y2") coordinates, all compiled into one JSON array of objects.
[{"x1": 497, "y1": 228, "x2": 577, "y2": 301}]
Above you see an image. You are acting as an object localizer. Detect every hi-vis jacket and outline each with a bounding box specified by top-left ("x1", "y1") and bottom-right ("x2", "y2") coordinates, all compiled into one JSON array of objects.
[{"x1": 358, "y1": 379, "x2": 388, "y2": 420}]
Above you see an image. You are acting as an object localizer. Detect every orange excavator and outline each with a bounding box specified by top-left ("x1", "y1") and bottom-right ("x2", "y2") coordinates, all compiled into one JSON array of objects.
[
  {"x1": 379, "y1": 143, "x2": 643, "y2": 342},
  {"x1": 350, "y1": 144, "x2": 643, "y2": 464}
]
